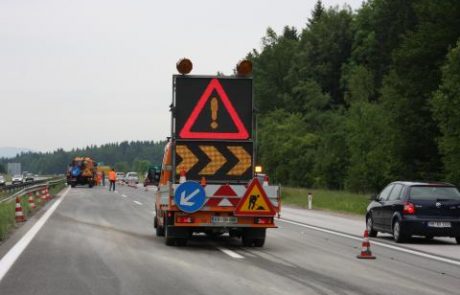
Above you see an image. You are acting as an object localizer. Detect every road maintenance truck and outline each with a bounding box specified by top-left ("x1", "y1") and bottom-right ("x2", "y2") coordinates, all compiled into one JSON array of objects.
[
  {"x1": 67, "y1": 157, "x2": 97, "y2": 188},
  {"x1": 153, "y1": 59, "x2": 280, "y2": 246}
]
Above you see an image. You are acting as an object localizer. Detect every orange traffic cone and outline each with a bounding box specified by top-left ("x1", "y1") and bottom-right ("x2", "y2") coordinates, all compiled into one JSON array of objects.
[
  {"x1": 357, "y1": 230, "x2": 376, "y2": 259},
  {"x1": 179, "y1": 167, "x2": 186, "y2": 184},
  {"x1": 15, "y1": 197, "x2": 26, "y2": 222},
  {"x1": 28, "y1": 193, "x2": 36, "y2": 210}
]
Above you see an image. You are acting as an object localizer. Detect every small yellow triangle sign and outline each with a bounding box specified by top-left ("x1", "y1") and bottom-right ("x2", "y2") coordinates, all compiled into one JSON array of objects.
[{"x1": 234, "y1": 178, "x2": 275, "y2": 216}]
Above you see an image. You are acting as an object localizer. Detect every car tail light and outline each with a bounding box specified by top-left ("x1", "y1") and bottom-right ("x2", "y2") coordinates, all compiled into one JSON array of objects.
[
  {"x1": 255, "y1": 217, "x2": 273, "y2": 224},
  {"x1": 176, "y1": 216, "x2": 194, "y2": 223},
  {"x1": 403, "y1": 202, "x2": 416, "y2": 215}
]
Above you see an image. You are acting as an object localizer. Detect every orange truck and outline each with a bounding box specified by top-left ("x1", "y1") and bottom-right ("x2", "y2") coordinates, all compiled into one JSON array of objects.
[
  {"x1": 153, "y1": 59, "x2": 281, "y2": 247},
  {"x1": 66, "y1": 157, "x2": 97, "y2": 188}
]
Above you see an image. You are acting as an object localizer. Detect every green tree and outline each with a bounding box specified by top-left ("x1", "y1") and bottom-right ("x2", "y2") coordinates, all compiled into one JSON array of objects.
[
  {"x1": 114, "y1": 161, "x2": 130, "y2": 173},
  {"x1": 288, "y1": 6, "x2": 353, "y2": 106},
  {"x1": 248, "y1": 26, "x2": 299, "y2": 114},
  {"x1": 132, "y1": 159, "x2": 151, "y2": 175},
  {"x1": 378, "y1": 0, "x2": 460, "y2": 180},
  {"x1": 432, "y1": 40, "x2": 460, "y2": 185},
  {"x1": 258, "y1": 110, "x2": 318, "y2": 186}
]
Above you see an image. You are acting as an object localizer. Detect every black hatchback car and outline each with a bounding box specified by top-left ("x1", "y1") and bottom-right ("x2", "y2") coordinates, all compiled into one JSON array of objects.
[{"x1": 366, "y1": 181, "x2": 460, "y2": 243}]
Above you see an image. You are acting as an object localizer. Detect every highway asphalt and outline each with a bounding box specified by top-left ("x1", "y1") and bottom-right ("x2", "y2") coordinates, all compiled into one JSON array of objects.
[{"x1": 0, "y1": 184, "x2": 459, "y2": 295}]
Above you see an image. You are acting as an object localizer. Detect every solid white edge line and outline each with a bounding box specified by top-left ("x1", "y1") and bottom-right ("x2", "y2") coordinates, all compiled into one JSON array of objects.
[
  {"x1": 133, "y1": 201, "x2": 143, "y2": 205},
  {"x1": 279, "y1": 218, "x2": 460, "y2": 267},
  {"x1": 217, "y1": 247, "x2": 244, "y2": 259},
  {"x1": 0, "y1": 187, "x2": 71, "y2": 282}
]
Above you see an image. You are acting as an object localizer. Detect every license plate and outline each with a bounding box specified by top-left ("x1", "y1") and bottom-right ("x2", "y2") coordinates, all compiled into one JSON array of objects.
[
  {"x1": 428, "y1": 221, "x2": 451, "y2": 228},
  {"x1": 211, "y1": 216, "x2": 237, "y2": 224}
]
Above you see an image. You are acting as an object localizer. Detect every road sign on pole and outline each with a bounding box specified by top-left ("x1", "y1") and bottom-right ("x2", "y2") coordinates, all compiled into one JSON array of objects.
[{"x1": 174, "y1": 181, "x2": 206, "y2": 213}]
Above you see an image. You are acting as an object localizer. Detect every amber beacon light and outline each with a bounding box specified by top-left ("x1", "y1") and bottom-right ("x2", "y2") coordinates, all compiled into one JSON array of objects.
[
  {"x1": 236, "y1": 59, "x2": 253, "y2": 76},
  {"x1": 176, "y1": 58, "x2": 193, "y2": 75}
]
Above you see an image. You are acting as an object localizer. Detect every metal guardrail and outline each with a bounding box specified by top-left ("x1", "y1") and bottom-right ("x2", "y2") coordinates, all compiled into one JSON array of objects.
[{"x1": 0, "y1": 177, "x2": 66, "y2": 204}]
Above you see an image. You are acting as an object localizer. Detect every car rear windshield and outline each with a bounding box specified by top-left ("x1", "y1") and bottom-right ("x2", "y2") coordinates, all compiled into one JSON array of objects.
[{"x1": 409, "y1": 186, "x2": 460, "y2": 200}]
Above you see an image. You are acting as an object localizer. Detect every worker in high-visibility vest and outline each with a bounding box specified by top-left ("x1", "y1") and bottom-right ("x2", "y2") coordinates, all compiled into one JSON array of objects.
[{"x1": 108, "y1": 169, "x2": 117, "y2": 191}]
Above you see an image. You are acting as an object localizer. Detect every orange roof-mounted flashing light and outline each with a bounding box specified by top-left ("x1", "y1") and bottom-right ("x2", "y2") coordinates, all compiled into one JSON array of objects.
[
  {"x1": 176, "y1": 58, "x2": 193, "y2": 75},
  {"x1": 236, "y1": 59, "x2": 253, "y2": 77}
]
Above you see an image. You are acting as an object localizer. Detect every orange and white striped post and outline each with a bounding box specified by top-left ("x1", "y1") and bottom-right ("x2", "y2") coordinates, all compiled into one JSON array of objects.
[
  {"x1": 28, "y1": 193, "x2": 36, "y2": 210},
  {"x1": 15, "y1": 197, "x2": 26, "y2": 222}
]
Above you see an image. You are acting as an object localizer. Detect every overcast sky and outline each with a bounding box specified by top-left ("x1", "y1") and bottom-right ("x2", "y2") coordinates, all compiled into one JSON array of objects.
[{"x1": 1, "y1": 0, "x2": 362, "y2": 152}]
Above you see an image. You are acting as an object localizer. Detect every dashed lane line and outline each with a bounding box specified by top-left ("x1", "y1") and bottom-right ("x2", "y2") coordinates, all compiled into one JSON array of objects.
[
  {"x1": 279, "y1": 218, "x2": 460, "y2": 267},
  {"x1": 133, "y1": 201, "x2": 143, "y2": 206},
  {"x1": 217, "y1": 247, "x2": 244, "y2": 259},
  {"x1": 0, "y1": 187, "x2": 71, "y2": 282},
  {"x1": 121, "y1": 194, "x2": 127, "y2": 198}
]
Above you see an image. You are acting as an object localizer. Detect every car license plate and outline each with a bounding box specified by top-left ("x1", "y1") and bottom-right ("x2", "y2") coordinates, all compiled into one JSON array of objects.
[
  {"x1": 211, "y1": 216, "x2": 237, "y2": 224},
  {"x1": 428, "y1": 221, "x2": 451, "y2": 228}
]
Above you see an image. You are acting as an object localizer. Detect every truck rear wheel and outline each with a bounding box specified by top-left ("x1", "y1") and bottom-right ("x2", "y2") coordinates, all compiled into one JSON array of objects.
[
  {"x1": 242, "y1": 228, "x2": 266, "y2": 247},
  {"x1": 155, "y1": 217, "x2": 165, "y2": 237}
]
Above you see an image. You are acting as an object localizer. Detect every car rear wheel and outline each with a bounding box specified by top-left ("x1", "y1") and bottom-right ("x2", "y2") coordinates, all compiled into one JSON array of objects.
[
  {"x1": 366, "y1": 215, "x2": 378, "y2": 237},
  {"x1": 393, "y1": 220, "x2": 408, "y2": 243},
  {"x1": 455, "y1": 236, "x2": 460, "y2": 244}
]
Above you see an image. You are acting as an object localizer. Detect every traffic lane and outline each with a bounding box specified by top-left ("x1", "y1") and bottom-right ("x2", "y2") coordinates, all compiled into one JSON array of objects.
[
  {"x1": 101, "y1": 186, "x2": 455, "y2": 292},
  {"x1": 1, "y1": 186, "x2": 459, "y2": 295},
  {"x1": 281, "y1": 206, "x2": 459, "y2": 259},
  {"x1": 111, "y1": 183, "x2": 155, "y2": 215},
  {"x1": 255, "y1": 220, "x2": 460, "y2": 295},
  {"x1": 0, "y1": 186, "x2": 334, "y2": 295}
]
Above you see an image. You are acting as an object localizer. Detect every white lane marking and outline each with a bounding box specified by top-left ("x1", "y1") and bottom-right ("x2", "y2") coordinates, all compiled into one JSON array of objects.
[
  {"x1": 121, "y1": 194, "x2": 127, "y2": 198},
  {"x1": 279, "y1": 218, "x2": 460, "y2": 267},
  {"x1": 0, "y1": 187, "x2": 71, "y2": 282},
  {"x1": 217, "y1": 247, "x2": 244, "y2": 259},
  {"x1": 133, "y1": 201, "x2": 143, "y2": 206},
  {"x1": 114, "y1": 191, "x2": 119, "y2": 194}
]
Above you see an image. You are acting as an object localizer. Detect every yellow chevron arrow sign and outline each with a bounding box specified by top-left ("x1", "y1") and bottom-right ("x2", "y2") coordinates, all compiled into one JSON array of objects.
[
  {"x1": 176, "y1": 145, "x2": 199, "y2": 174},
  {"x1": 199, "y1": 145, "x2": 227, "y2": 175},
  {"x1": 227, "y1": 146, "x2": 252, "y2": 176}
]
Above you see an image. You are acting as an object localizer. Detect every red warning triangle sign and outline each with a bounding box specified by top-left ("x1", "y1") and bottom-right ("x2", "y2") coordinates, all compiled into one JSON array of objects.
[
  {"x1": 179, "y1": 78, "x2": 249, "y2": 140},
  {"x1": 234, "y1": 178, "x2": 275, "y2": 216},
  {"x1": 206, "y1": 184, "x2": 238, "y2": 207}
]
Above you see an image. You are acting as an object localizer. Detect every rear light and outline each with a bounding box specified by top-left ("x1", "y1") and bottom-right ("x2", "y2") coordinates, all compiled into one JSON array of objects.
[
  {"x1": 176, "y1": 216, "x2": 194, "y2": 223},
  {"x1": 255, "y1": 217, "x2": 273, "y2": 224},
  {"x1": 403, "y1": 202, "x2": 416, "y2": 215}
]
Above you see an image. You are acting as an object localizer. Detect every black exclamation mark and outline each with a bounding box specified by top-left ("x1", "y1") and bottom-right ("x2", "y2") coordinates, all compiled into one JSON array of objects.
[{"x1": 210, "y1": 97, "x2": 218, "y2": 129}]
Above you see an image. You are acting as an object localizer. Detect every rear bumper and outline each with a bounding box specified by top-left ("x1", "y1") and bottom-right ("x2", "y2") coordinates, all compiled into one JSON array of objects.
[{"x1": 402, "y1": 219, "x2": 460, "y2": 237}]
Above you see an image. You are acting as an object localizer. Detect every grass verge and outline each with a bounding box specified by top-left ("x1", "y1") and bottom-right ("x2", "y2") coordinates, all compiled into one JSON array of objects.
[
  {"x1": 0, "y1": 182, "x2": 66, "y2": 241},
  {"x1": 282, "y1": 187, "x2": 370, "y2": 215}
]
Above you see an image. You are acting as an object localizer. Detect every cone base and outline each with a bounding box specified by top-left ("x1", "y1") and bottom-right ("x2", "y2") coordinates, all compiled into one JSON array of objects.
[{"x1": 357, "y1": 255, "x2": 376, "y2": 259}]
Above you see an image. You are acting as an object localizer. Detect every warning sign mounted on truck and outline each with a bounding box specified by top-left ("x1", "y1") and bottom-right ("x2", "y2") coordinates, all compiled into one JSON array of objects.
[
  {"x1": 174, "y1": 77, "x2": 253, "y2": 140},
  {"x1": 175, "y1": 141, "x2": 253, "y2": 182}
]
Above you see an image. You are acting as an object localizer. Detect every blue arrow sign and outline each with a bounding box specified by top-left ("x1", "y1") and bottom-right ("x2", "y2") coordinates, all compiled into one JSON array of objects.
[{"x1": 174, "y1": 181, "x2": 206, "y2": 213}]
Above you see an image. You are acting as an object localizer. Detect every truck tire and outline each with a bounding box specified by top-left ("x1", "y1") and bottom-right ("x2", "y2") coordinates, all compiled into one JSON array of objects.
[
  {"x1": 242, "y1": 235, "x2": 255, "y2": 247},
  {"x1": 176, "y1": 238, "x2": 188, "y2": 246},
  {"x1": 164, "y1": 217, "x2": 176, "y2": 246},
  {"x1": 253, "y1": 238, "x2": 265, "y2": 247},
  {"x1": 155, "y1": 217, "x2": 165, "y2": 237},
  {"x1": 242, "y1": 228, "x2": 266, "y2": 247}
]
